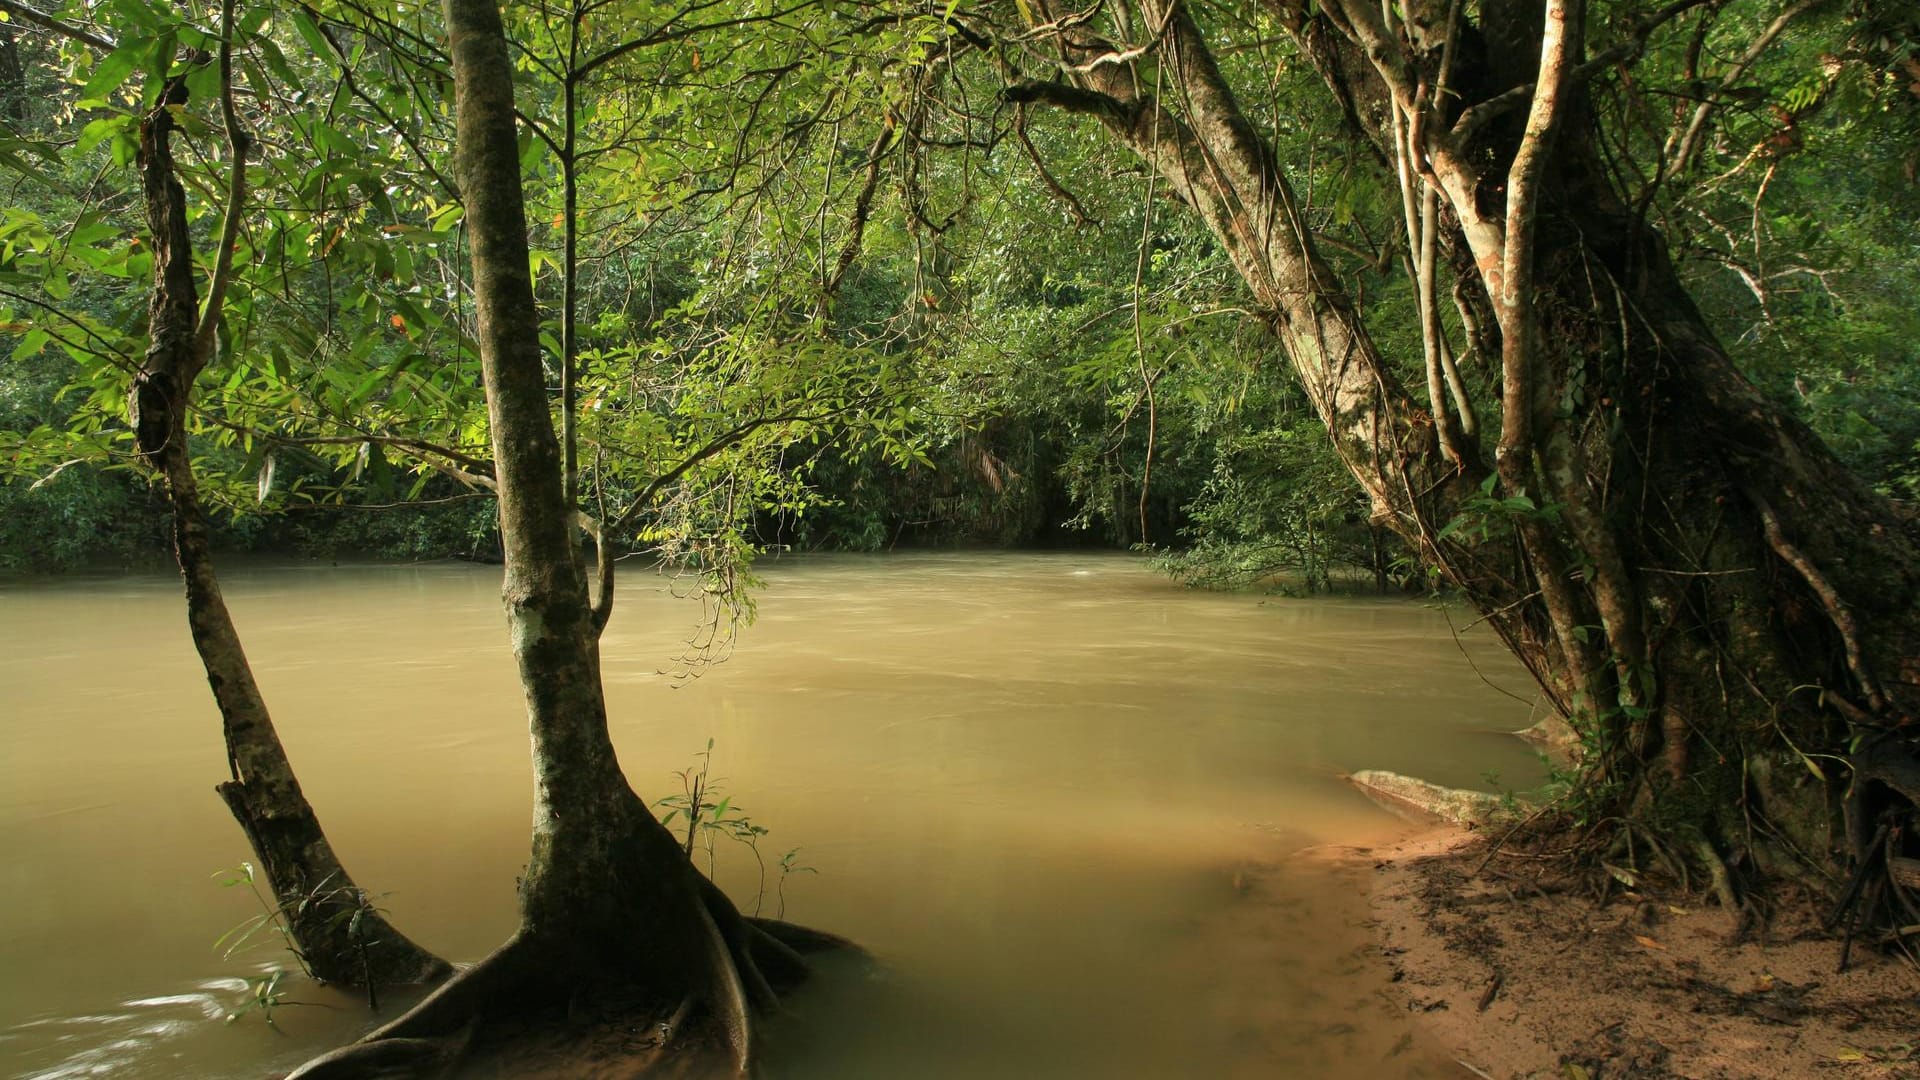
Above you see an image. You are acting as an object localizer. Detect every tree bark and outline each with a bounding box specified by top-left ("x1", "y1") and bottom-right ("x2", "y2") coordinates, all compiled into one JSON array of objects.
[
  {"x1": 286, "y1": 3, "x2": 817, "y2": 1074},
  {"x1": 132, "y1": 21, "x2": 446, "y2": 989},
  {"x1": 1011, "y1": 0, "x2": 1920, "y2": 900},
  {"x1": 444, "y1": 0, "x2": 706, "y2": 960}
]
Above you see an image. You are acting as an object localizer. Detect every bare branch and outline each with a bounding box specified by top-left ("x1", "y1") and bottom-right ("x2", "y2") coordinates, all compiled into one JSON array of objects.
[{"x1": 1663, "y1": 0, "x2": 1829, "y2": 177}]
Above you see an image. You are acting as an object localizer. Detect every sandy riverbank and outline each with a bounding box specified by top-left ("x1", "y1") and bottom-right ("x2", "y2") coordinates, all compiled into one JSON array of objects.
[{"x1": 1350, "y1": 828, "x2": 1920, "y2": 1079}]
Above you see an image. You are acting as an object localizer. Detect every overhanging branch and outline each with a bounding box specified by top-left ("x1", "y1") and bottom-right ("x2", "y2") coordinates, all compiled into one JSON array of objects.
[
  {"x1": 1002, "y1": 79, "x2": 1134, "y2": 124},
  {"x1": 0, "y1": 0, "x2": 113, "y2": 51}
]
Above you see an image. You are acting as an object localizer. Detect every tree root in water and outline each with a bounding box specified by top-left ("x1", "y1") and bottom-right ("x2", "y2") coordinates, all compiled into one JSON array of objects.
[{"x1": 282, "y1": 888, "x2": 865, "y2": 1080}]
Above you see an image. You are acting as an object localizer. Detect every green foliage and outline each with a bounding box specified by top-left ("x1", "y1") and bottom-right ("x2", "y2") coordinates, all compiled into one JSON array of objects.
[
  {"x1": 211, "y1": 862, "x2": 309, "y2": 1027},
  {"x1": 0, "y1": 0, "x2": 1913, "y2": 600},
  {"x1": 653, "y1": 740, "x2": 811, "y2": 918},
  {"x1": 221, "y1": 968, "x2": 294, "y2": 1030},
  {"x1": 1437, "y1": 475, "x2": 1563, "y2": 547},
  {"x1": 213, "y1": 858, "x2": 402, "y2": 1016}
]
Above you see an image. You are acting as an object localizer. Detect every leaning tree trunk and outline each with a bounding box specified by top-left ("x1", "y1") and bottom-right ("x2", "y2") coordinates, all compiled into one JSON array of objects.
[
  {"x1": 1274, "y1": 0, "x2": 1920, "y2": 902},
  {"x1": 284, "y1": 2, "x2": 838, "y2": 1075},
  {"x1": 130, "y1": 11, "x2": 446, "y2": 990},
  {"x1": 1010, "y1": 0, "x2": 1920, "y2": 917}
]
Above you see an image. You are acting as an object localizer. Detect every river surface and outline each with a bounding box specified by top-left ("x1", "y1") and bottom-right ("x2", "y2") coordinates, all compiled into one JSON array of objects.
[{"x1": 0, "y1": 552, "x2": 1545, "y2": 1079}]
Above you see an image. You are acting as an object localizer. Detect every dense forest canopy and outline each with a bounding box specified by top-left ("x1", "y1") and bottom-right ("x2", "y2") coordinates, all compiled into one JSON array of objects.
[
  {"x1": 1, "y1": 0, "x2": 1918, "y2": 1070},
  {"x1": 5, "y1": 0, "x2": 1909, "y2": 575}
]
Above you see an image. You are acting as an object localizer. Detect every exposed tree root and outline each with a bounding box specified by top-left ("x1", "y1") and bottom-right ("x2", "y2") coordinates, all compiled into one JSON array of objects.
[
  {"x1": 282, "y1": 882, "x2": 865, "y2": 1080},
  {"x1": 1688, "y1": 836, "x2": 1747, "y2": 935},
  {"x1": 1488, "y1": 731, "x2": 1920, "y2": 965},
  {"x1": 1831, "y1": 732, "x2": 1920, "y2": 967},
  {"x1": 691, "y1": 891, "x2": 756, "y2": 1075},
  {"x1": 283, "y1": 1018, "x2": 479, "y2": 1079}
]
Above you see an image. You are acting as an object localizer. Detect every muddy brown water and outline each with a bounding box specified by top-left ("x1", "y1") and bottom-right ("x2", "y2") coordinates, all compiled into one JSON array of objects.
[{"x1": 0, "y1": 552, "x2": 1544, "y2": 1079}]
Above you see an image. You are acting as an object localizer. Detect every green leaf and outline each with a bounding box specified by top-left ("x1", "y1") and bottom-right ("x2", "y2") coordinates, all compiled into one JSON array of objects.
[
  {"x1": 82, "y1": 40, "x2": 149, "y2": 100},
  {"x1": 76, "y1": 116, "x2": 131, "y2": 158},
  {"x1": 11, "y1": 328, "x2": 49, "y2": 359},
  {"x1": 183, "y1": 59, "x2": 221, "y2": 103},
  {"x1": 290, "y1": 9, "x2": 333, "y2": 62}
]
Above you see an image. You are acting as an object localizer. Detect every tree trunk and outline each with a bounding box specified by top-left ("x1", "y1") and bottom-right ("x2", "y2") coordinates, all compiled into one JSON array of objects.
[
  {"x1": 132, "y1": 29, "x2": 446, "y2": 989},
  {"x1": 286, "y1": 2, "x2": 836, "y2": 1073},
  {"x1": 0, "y1": 28, "x2": 27, "y2": 125},
  {"x1": 1011, "y1": 0, "x2": 1920, "y2": 911},
  {"x1": 443, "y1": 0, "x2": 727, "y2": 989}
]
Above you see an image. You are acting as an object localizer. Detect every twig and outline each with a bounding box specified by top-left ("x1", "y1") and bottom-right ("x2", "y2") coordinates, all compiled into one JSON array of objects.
[
  {"x1": 1444, "y1": 605, "x2": 1538, "y2": 707},
  {"x1": 1476, "y1": 972, "x2": 1504, "y2": 1012},
  {"x1": 1471, "y1": 799, "x2": 1562, "y2": 879},
  {"x1": 1750, "y1": 491, "x2": 1885, "y2": 711}
]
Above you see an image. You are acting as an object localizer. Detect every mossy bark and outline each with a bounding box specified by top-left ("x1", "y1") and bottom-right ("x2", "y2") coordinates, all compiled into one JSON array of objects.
[
  {"x1": 1016, "y1": 0, "x2": 1920, "y2": 908},
  {"x1": 285, "y1": 4, "x2": 826, "y2": 1075},
  {"x1": 133, "y1": 64, "x2": 446, "y2": 989}
]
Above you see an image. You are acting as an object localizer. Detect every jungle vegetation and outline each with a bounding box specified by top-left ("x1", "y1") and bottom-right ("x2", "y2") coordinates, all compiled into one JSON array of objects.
[{"x1": 0, "y1": 0, "x2": 1917, "y2": 1072}]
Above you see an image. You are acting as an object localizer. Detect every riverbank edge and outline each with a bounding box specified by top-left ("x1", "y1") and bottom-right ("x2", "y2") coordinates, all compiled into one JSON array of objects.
[{"x1": 1358, "y1": 827, "x2": 1920, "y2": 1080}]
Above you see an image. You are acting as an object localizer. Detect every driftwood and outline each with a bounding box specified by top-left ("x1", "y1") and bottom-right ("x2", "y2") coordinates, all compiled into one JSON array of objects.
[{"x1": 1347, "y1": 770, "x2": 1524, "y2": 827}]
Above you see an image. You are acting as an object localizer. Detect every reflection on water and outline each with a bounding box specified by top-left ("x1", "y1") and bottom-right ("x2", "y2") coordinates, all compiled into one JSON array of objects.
[{"x1": 0, "y1": 553, "x2": 1541, "y2": 1078}]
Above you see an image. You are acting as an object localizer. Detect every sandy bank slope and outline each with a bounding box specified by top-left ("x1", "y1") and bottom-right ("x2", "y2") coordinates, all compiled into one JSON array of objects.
[{"x1": 1363, "y1": 830, "x2": 1920, "y2": 1080}]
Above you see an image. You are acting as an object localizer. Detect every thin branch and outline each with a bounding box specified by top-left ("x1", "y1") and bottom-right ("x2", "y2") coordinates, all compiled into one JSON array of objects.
[
  {"x1": 607, "y1": 407, "x2": 837, "y2": 536},
  {"x1": 0, "y1": 0, "x2": 113, "y2": 51},
  {"x1": 193, "y1": 0, "x2": 250, "y2": 366},
  {"x1": 1662, "y1": 0, "x2": 1827, "y2": 177},
  {"x1": 1751, "y1": 491, "x2": 1885, "y2": 712},
  {"x1": 572, "y1": 0, "x2": 816, "y2": 83},
  {"x1": 1002, "y1": 79, "x2": 1135, "y2": 124},
  {"x1": 1013, "y1": 102, "x2": 1098, "y2": 226},
  {"x1": 820, "y1": 122, "x2": 896, "y2": 308}
]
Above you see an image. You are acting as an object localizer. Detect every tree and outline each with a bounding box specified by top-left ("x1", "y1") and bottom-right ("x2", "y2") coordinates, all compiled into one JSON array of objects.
[
  {"x1": 284, "y1": 0, "x2": 853, "y2": 1073},
  {"x1": 981, "y1": 0, "x2": 1919, "y2": 919},
  {"x1": 0, "y1": 0, "x2": 452, "y2": 988}
]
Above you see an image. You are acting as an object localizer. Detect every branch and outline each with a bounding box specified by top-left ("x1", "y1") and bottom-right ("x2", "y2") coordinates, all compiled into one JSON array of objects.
[
  {"x1": 1014, "y1": 102, "x2": 1098, "y2": 226},
  {"x1": 820, "y1": 123, "x2": 896, "y2": 309},
  {"x1": 1002, "y1": 79, "x2": 1135, "y2": 124},
  {"x1": 0, "y1": 286, "x2": 133, "y2": 364},
  {"x1": 311, "y1": 10, "x2": 460, "y2": 201},
  {"x1": 197, "y1": 413, "x2": 498, "y2": 485},
  {"x1": 1752, "y1": 491, "x2": 1886, "y2": 712},
  {"x1": 1012, "y1": 0, "x2": 1106, "y2": 42},
  {"x1": 1055, "y1": 4, "x2": 1175, "y2": 76},
  {"x1": 572, "y1": 0, "x2": 817, "y2": 83},
  {"x1": 193, "y1": 0, "x2": 250, "y2": 365},
  {"x1": 584, "y1": 507, "x2": 615, "y2": 634},
  {"x1": 588, "y1": 401, "x2": 864, "y2": 631},
  {"x1": 607, "y1": 408, "x2": 820, "y2": 537},
  {"x1": 0, "y1": 0, "x2": 113, "y2": 51},
  {"x1": 1451, "y1": 81, "x2": 1535, "y2": 142},
  {"x1": 1451, "y1": 0, "x2": 1717, "y2": 143},
  {"x1": 1663, "y1": 0, "x2": 1828, "y2": 177}
]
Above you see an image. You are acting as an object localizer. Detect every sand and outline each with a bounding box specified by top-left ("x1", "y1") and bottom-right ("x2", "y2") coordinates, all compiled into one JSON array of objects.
[{"x1": 1354, "y1": 829, "x2": 1920, "y2": 1079}]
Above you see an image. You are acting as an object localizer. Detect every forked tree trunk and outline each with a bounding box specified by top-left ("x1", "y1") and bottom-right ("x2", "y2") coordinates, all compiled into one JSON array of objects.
[
  {"x1": 442, "y1": 0, "x2": 727, "y2": 984},
  {"x1": 284, "y1": 3, "x2": 825, "y2": 1074},
  {"x1": 133, "y1": 30, "x2": 446, "y2": 989}
]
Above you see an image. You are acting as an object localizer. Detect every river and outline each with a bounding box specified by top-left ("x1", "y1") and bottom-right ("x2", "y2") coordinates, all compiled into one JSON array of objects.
[{"x1": 0, "y1": 552, "x2": 1545, "y2": 1079}]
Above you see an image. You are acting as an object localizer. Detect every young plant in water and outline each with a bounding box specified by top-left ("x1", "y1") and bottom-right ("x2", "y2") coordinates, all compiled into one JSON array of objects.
[
  {"x1": 774, "y1": 847, "x2": 817, "y2": 920},
  {"x1": 213, "y1": 862, "x2": 303, "y2": 972},
  {"x1": 212, "y1": 861, "x2": 391, "y2": 1022},
  {"x1": 654, "y1": 739, "x2": 815, "y2": 917},
  {"x1": 223, "y1": 968, "x2": 293, "y2": 1030},
  {"x1": 212, "y1": 863, "x2": 306, "y2": 1029}
]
